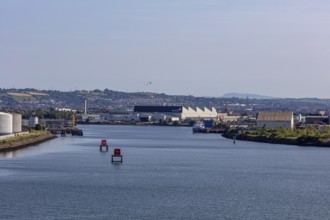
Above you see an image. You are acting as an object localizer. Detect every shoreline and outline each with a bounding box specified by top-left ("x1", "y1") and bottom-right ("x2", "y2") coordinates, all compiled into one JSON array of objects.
[
  {"x1": 222, "y1": 132, "x2": 330, "y2": 147},
  {"x1": 0, "y1": 131, "x2": 57, "y2": 152}
]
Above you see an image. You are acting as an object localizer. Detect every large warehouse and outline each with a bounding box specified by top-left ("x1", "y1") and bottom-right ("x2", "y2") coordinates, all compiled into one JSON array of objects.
[
  {"x1": 133, "y1": 106, "x2": 218, "y2": 121},
  {"x1": 256, "y1": 112, "x2": 294, "y2": 129}
]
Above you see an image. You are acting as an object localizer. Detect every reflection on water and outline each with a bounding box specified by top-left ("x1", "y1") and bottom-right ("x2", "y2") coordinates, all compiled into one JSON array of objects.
[
  {"x1": 0, "y1": 143, "x2": 50, "y2": 158},
  {"x1": 0, "y1": 168, "x2": 14, "y2": 177},
  {"x1": 0, "y1": 135, "x2": 84, "y2": 158},
  {"x1": 0, "y1": 151, "x2": 15, "y2": 158}
]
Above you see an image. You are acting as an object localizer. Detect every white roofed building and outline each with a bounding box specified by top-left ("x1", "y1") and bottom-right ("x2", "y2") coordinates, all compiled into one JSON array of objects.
[{"x1": 181, "y1": 106, "x2": 218, "y2": 120}]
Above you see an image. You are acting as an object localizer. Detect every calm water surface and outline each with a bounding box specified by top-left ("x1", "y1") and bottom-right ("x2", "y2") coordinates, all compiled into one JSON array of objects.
[{"x1": 1, "y1": 125, "x2": 330, "y2": 220}]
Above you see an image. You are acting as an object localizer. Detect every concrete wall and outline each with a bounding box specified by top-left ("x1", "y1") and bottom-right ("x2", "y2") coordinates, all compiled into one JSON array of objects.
[{"x1": 257, "y1": 120, "x2": 293, "y2": 129}]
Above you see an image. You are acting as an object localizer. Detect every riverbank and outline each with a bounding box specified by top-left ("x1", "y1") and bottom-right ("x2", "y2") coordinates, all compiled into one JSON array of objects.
[
  {"x1": 223, "y1": 127, "x2": 330, "y2": 147},
  {"x1": 0, "y1": 131, "x2": 57, "y2": 152}
]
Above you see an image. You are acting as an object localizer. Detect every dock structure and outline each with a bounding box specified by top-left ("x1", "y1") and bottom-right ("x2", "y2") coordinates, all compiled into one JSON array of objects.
[
  {"x1": 49, "y1": 127, "x2": 83, "y2": 136},
  {"x1": 71, "y1": 128, "x2": 83, "y2": 136},
  {"x1": 193, "y1": 127, "x2": 226, "y2": 134},
  {"x1": 39, "y1": 119, "x2": 83, "y2": 136}
]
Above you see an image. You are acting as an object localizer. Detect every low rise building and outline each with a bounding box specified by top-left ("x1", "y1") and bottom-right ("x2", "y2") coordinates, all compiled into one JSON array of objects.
[
  {"x1": 304, "y1": 115, "x2": 329, "y2": 125},
  {"x1": 77, "y1": 114, "x2": 102, "y2": 123},
  {"x1": 316, "y1": 125, "x2": 330, "y2": 132},
  {"x1": 218, "y1": 113, "x2": 240, "y2": 122}
]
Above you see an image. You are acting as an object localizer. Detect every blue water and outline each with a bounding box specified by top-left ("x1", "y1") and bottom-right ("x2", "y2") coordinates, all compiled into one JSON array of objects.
[{"x1": 1, "y1": 125, "x2": 330, "y2": 219}]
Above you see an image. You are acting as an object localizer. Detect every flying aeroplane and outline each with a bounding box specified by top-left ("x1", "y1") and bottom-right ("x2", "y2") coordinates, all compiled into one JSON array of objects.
[{"x1": 144, "y1": 81, "x2": 152, "y2": 85}]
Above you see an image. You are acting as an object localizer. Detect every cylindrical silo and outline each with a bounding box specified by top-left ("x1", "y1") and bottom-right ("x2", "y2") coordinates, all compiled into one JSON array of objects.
[
  {"x1": 0, "y1": 112, "x2": 13, "y2": 135},
  {"x1": 12, "y1": 113, "x2": 22, "y2": 133}
]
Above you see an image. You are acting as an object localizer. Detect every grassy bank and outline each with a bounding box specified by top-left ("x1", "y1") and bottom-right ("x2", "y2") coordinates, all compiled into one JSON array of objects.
[
  {"x1": 0, "y1": 130, "x2": 56, "y2": 152},
  {"x1": 223, "y1": 127, "x2": 330, "y2": 147}
]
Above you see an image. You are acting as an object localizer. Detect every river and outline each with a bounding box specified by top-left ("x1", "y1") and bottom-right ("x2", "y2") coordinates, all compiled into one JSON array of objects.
[{"x1": 1, "y1": 125, "x2": 330, "y2": 219}]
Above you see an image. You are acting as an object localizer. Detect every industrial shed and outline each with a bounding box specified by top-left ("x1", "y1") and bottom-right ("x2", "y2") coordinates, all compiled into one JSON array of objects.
[
  {"x1": 133, "y1": 106, "x2": 218, "y2": 121},
  {"x1": 257, "y1": 112, "x2": 294, "y2": 129},
  {"x1": 181, "y1": 106, "x2": 218, "y2": 120}
]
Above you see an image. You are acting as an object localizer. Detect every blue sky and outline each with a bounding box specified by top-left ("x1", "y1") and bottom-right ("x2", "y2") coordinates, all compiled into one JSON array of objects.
[{"x1": 1, "y1": 0, "x2": 330, "y2": 98}]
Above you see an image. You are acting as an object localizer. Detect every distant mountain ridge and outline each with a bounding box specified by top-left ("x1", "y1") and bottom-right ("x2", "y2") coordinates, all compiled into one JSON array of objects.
[
  {"x1": 221, "y1": 93, "x2": 276, "y2": 99},
  {"x1": 1, "y1": 88, "x2": 330, "y2": 114}
]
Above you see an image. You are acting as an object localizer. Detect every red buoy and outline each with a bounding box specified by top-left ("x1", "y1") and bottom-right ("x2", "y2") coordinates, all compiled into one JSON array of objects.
[
  {"x1": 114, "y1": 148, "x2": 121, "y2": 156},
  {"x1": 100, "y1": 139, "x2": 109, "y2": 152},
  {"x1": 112, "y1": 148, "x2": 123, "y2": 163},
  {"x1": 101, "y1": 139, "x2": 107, "y2": 146}
]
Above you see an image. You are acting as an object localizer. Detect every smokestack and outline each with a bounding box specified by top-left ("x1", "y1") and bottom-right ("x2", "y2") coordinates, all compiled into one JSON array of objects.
[{"x1": 84, "y1": 98, "x2": 87, "y2": 114}]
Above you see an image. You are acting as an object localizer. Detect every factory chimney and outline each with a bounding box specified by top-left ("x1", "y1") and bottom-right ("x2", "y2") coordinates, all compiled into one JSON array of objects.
[{"x1": 84, "y1": 98, "x2": 87, "y2": 114}]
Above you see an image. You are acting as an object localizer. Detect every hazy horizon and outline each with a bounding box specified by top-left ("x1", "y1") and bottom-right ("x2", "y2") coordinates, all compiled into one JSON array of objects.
[
  {"x1": 2, "y1": 87, "x2": 329, "y2": 100},
  {"x1": 1, "y1": 0, "x2": 330, "y2": 98}
]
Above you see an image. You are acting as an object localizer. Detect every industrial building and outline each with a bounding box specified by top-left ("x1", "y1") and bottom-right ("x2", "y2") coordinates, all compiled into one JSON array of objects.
[
  {"x1": 76, "y1": 114, "x2": 102, "y2": 123},
  {"x1": 75, "y1": 106, "x2": 218, "y2": 124},
  {"x1": 29, "y1": 116, "x2": 39, "y2": 128},
  {"x1": 133, "y1": 106, "x2": 218, "y2": 122},
  {"x1": 257, "y1": 112, "x2": 294, "y2": 129},
  {"x1": 304, "y1": 115, "x2": 330, "y2": 125},
  {"x1": 218, "y1": 113, "x2": 240, "y2": 122}
]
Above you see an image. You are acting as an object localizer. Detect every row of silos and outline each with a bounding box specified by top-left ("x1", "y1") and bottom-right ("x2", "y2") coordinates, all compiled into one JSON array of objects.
[{"x1": 0, "y1": 112, "x2": 22, "y2": 135}]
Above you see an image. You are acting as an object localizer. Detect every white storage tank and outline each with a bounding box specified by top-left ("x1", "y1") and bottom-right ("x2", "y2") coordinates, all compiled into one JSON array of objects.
[
  {"x1": 0, "y1": 112, "x2": 13, "y2": 135},
  {"x1": 29, "y1": 116, "x2": 39, "y2": 128},
  {"x1": 12, "y1": 113, "x2": 22, "y2": 133}
]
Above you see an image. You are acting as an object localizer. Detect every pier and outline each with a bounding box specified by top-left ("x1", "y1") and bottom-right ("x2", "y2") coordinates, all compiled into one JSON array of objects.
[
  {"x1": 49, "y1": 127, "x2": 83, "y2": 136},
  {"x1": 193, "y1": 127, "x2": 226, "y2": 133},
  {"x1": 39, "y1": 119, "x2": 83, "y2": 136}
]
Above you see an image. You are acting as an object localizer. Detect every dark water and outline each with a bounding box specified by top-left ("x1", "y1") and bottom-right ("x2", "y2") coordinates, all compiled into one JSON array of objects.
[{"x1": 1, "y1": 125, "x2": 330, "y2": 220}]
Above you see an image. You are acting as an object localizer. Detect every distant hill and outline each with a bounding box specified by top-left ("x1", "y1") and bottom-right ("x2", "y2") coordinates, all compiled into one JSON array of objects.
[
  {"x1": 1, "y1": 88, "x2": 330, "y2": 114},
  {"x1": 0, "y1": 88, "x2": 233, "y2": 111},
  {"x1": 221, "y1": 93, "x2": 276, "y2": 100}
]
